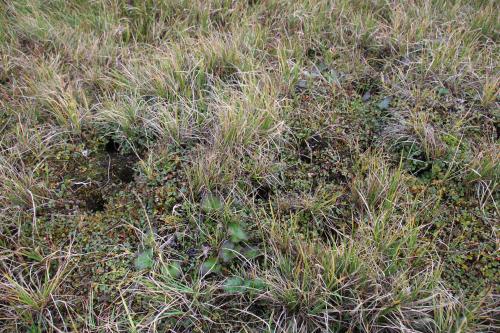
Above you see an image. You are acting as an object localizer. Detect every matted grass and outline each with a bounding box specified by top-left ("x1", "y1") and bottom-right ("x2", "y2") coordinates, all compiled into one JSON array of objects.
[{"x1": 0, "y1": 1, "x2": 498, "y2": 332}]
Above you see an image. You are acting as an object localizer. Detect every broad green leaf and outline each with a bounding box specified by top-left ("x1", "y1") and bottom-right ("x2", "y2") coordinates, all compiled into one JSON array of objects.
[
  {"x1": 229, "y1": 222, "x2": 248, "y2": 243},
  {"x1": 200, "y1": 257, "x2": 220, "y2": 275},
  {"x1": 135, "y1": 248, "x2": 154, "y2": 271},
  {"x1": 219, "y1": 240, "x2": 236, "y2": 263},
  {"x1": 223, "y1": 277, "x2": 245, "y2": 293},
  {"x1": 438, "y1": 87, "x2": 449, "y2": 96},
  {"x1": 243, "y1": 246, "x2": 260, "y2": 260},
  {"x1": 202, "y1": 195, "x2": 223, "y2": 213},
  {"x1": 163, "y1": 262, "x2": 182, "y2": 278},
  {"x1": 377, "y1": 96, "x2": 392, "y2": 110},
  {"x1": 244, "y1": 278, "x2": 267, "y2": 291}
]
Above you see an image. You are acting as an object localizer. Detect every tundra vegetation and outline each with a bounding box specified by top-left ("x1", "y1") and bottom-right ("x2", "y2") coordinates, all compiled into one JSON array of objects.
[{"x1": 0, "y1": 0, "x2": 498, "y2": 332}]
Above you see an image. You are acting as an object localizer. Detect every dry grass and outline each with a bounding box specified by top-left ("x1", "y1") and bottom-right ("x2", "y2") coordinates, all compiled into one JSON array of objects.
[{"x1": 0, "y1": 0, "x2": 498, "y2": 332}]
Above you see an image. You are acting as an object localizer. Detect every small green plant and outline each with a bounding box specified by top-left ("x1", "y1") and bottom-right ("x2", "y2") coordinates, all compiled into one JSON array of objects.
[
  {"x1": 200, "y1": 257, "x2": 220, "y2": 276},
  {"x1": 134, "y1": 248, "x2": 154, "y2": 271}
]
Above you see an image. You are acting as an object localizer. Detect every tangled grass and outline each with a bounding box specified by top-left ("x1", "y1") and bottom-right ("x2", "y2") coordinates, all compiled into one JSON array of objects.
[{"x1": 0, "y1": 1, "x2": 498, "y2": 332}]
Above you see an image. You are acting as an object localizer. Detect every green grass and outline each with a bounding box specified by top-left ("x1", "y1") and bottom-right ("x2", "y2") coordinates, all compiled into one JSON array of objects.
[{"x1": 0, "y1": 0, "x2": 498, "y2": 332}]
